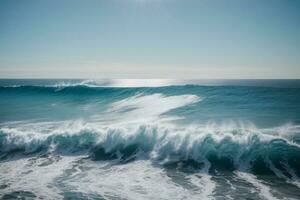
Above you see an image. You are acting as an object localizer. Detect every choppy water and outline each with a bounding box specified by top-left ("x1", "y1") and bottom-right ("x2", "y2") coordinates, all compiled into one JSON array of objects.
[{"x1": 0, "y1": 79, "x2": 300, "y2": 200}]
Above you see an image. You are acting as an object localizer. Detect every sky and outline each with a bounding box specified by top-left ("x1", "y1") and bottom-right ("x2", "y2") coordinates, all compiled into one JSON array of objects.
[{"x1": 0, "y1": 0, "x2": 300, "y2": 79}]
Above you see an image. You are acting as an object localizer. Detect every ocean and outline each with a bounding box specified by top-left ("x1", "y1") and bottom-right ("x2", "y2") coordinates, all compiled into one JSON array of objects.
[{"x1": 0, "y1": 79, "x2": 300, "y2": 200}]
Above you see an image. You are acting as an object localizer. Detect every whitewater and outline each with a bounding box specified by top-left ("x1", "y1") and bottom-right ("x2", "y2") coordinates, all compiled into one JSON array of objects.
[{"x1": 0, "y1": 79, "x2": 300, "y2": 200}]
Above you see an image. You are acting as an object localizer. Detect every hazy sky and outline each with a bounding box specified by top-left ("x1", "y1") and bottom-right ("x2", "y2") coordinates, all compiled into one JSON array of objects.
[{"x1": 0, "y1": 0, "x2": 300, "y2": 78}]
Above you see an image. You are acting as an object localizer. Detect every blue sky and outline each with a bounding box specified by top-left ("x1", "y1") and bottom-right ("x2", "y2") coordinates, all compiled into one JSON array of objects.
[{"x1": 0, "y1": 0, "x2": 300, "y2": 78}]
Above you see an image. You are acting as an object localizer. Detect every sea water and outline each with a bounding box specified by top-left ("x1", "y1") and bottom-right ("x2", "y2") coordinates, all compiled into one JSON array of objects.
[{"x1": 0, "y1": 79, "x2": 300, "y2": 199}]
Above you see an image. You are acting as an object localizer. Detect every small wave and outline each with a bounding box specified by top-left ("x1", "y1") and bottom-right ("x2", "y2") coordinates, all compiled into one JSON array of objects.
[
  {"x1": 0, "y1": 80, "x2": 108, "y2": 89},
  {"x1": 0, "y1": 79, "x2": 180, "y2": 89},
  {"x1": 52, "y1": 79, "x2": 112, "y2": 88}
]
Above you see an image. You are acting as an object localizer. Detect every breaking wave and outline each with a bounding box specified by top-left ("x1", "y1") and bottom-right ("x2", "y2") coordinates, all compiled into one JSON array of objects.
[{"x1": 1, "y1": 122, "x2": 300, "y2": 178}]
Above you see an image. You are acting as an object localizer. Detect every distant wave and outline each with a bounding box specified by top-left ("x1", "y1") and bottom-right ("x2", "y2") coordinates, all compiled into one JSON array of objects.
[
  {"x1": 0, "y1": 80, "x2": 108, "y2": 89},
  {"x1": 0, "y1": 80, "x2": 187, "y2": 97},
  {"x1": 2, "y1": 79, "x2": 300, "y2": 89},
  {"x1": 0, "y1": 79, "x2": 180, "y2": 88}
]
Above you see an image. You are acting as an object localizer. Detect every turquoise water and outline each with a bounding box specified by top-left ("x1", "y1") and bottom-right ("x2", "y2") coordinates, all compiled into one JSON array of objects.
[{"x1": 0, "y1": 79, "x2": 300, "y2": 199}]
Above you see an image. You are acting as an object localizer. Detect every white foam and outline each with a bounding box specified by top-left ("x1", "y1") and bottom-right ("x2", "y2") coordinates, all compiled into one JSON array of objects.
[
  {"x1": 265, "y1": 157, "x2": 300, "y2": 189},
  {"x1": 62, "y1": 159, "x2": 215, "y2": 200},
  {"x1": 106, "y1": 93, "x2": 200, "y2": 123},
  {"x1": 0, "y1": 155, "x2": 80, "y2": 199},
  {"x1": 236, "y1": 171, "x2": 280, "y2": 200},
  {"x1": 187, "y1": 160, "x2": 216, "y2": 200}
]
